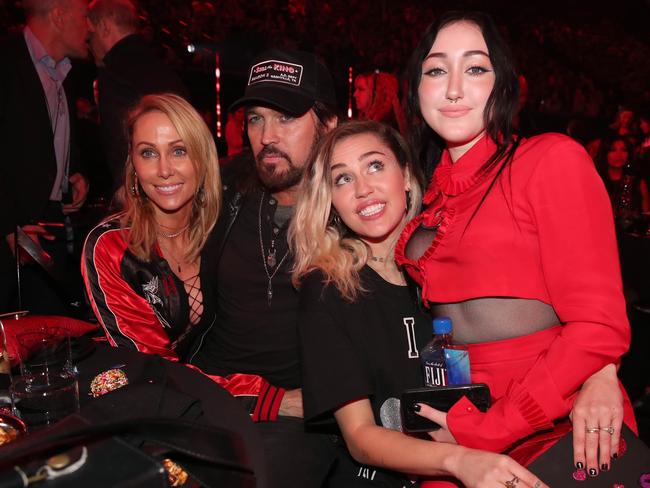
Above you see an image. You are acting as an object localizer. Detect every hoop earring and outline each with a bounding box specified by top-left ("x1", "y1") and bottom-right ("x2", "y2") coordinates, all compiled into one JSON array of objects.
[
  {"x1": 196, "y1": 186, "x2": 206, "y2": 206},
  {"x1": 131, "y1": 173, "x2": 147, "y2": 201},
  {"x1": 130, "y1": 173, "x2": 138, "y2": 197}
]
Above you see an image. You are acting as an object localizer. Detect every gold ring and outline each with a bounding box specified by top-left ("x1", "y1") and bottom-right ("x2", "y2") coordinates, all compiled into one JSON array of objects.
[
  {"x1": 504, "y1": 476, "x2": 520, "y2": 487},
  {"x1": 601, "y1": 426, "x2": 615, "y2": 435},
  {"x1": 586, "y1": 427, "x2": 600, "y2": 433}
]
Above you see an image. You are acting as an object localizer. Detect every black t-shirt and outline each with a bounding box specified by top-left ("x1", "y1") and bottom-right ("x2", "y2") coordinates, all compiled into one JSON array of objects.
[
  {"x1": 300, "y1": 266, "x2": 431, "y2": 427},
  {"x1": 192, "y1": 190, "x2": 301, "y2": 388}
]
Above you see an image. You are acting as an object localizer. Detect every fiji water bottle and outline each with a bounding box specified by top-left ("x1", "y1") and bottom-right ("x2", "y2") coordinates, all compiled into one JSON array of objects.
[{"x1": 421, "y1": 317, "x2": 471, "y2": 387}]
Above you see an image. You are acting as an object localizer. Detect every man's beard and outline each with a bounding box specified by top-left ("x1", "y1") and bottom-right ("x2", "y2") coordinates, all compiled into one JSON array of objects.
[{"x1": 255, "y1": 129, "x2": 322, "y2": 192}]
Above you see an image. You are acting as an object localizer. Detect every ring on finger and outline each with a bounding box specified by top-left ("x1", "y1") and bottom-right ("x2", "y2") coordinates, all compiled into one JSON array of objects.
[
  {"x1": 503, "y1": 476, "x2": 519, "y2": 487},
  {"x1": 600, "y1": 426, "x2": 615, "y2": 435},
  {"x1": 533, "y1": 482, "x2": 542, "y2": 488},
  {"x1": 586, "y1": 426, "x2": 600, "y2": 433}
]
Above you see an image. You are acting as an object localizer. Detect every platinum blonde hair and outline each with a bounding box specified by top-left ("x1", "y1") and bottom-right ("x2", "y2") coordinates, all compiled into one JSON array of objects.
[{"x1": 290, "y1": 120, "x2": 422, "y2": 301}]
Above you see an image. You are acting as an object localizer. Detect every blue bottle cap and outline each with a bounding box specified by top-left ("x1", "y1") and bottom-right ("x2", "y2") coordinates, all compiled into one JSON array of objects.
[{"x1": 433, "y1": 316, "x2": 452, "y2": 334}]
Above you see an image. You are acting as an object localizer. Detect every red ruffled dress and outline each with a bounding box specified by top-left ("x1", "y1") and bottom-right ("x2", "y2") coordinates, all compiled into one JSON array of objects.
[{"x1": 395, "y1": 134, "x2": 636, "y2": 485}]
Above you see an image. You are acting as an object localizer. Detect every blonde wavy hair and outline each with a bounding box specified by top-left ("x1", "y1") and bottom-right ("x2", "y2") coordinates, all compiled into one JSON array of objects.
[
  {"x1": 290, "y1": 120, "x2": 422, "y2": 301},
  {"x1": 120, "y1": 93, "x2": 221, "y2": 263}
]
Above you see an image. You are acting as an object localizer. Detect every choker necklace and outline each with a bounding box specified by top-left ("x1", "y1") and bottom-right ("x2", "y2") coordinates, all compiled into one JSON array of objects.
[
  {"x1": 157, "y1": 224, "x2": 189, "y2": 239},
  {"x1": 258, "y1": 192, "x2": 290, "y2": 306}
]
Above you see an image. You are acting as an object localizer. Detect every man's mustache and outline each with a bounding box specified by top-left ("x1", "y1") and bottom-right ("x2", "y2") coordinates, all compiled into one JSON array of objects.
[{"x1": 257, "y1": 146, "x2": 292, "y2": 164}]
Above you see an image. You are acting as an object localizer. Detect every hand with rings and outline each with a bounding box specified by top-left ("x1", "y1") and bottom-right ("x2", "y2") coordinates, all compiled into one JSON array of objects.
[
  {"x1": 502, "y1": 475, "x2": 544, "y2": 488},
  {"x1": 570, "y1": 363, "x2": 624, "y2": 477},
  {"x1": 414, "y1": 403, "x2": 548, "y2": 487},
  {"x1": 503, "y1": 475, "x2": 519, "y2": 487},
  {"x1": 443, "y1": 445, "x2": 548, "y2": 488}
]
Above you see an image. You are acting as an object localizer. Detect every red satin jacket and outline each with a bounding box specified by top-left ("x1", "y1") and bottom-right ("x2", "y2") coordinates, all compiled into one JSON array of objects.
[{"x1": 82, "y1": 217, "x2": 284, "y2": 421}]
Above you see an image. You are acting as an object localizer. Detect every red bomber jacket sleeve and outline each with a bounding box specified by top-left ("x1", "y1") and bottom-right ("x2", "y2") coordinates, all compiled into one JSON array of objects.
[
  {"x1": 446, "y1": 138, "x2": 631, "y2": 453},
  {"x1": 82, "y1": 227, "x2": 181, "y2": 360},
  {"x1": 184, "y1": 364, "x2": 285, "y2": 422},
  {"x1": 82, "y1": 225, "x2": 285, "y2": 422}
]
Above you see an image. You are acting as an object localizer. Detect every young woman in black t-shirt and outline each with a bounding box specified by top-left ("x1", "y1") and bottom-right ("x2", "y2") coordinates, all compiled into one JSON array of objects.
[{"x1": 289, "y1": 121, "x2": 549, "y2": 487}]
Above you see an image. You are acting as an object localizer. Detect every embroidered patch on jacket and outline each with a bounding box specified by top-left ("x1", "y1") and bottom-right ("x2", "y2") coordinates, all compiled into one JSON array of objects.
[{"x1": 142, "y1": 276, "x2": 171, "y2": 329}]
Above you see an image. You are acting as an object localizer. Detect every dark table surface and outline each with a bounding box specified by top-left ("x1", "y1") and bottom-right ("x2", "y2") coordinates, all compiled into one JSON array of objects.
[{"x1": 0, "y1": 340, "x2": 269, "y2": 487}]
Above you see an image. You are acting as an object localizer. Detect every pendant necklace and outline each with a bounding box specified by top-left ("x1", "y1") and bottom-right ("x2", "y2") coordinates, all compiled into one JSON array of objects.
[
  {"x1": 159, "y1": 241, "x2": 184, "y2": 273},
  {"x1": 258, "y1": 191, "x2": 289, "y2": 306}
]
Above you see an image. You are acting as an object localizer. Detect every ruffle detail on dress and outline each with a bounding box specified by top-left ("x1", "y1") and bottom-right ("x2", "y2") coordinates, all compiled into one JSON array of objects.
[
  {"x1": 505, "y1": 380, "x2": 554, "y2": 432},
  {"x1": 431, "y1": 135, "x2": 498, "y2": 197}
]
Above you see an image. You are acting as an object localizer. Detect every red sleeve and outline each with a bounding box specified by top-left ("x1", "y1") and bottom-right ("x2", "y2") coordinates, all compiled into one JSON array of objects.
[
  {"x1": 82, "y1": 226, "x2": 180, "y2": 361},
  {"x1": 447, "y1": 138, "x2": 631, "y2": 452},
  {"x1": 184, "y1": 364, "x2": 285, "y2": 422}
]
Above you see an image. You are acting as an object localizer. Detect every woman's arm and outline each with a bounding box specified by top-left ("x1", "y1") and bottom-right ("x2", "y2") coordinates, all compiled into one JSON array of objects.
[
  {"x1": 446, "y1": 137, "x2": 631, "y2": 455},
  {"x1": 336, "y1": 399, "x2": 547, "y2": 487},
  {"x1": 184, "y1": 363, "x2": 289, "y2": 422}
]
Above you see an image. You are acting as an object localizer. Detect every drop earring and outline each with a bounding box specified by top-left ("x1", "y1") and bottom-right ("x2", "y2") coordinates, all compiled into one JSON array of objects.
[
  {"x1": 197, "y1": 186, "x2": 206, "y2": 206},
  {"x1": 130, "y1": 173, "x2": 138, "y2": 197}
]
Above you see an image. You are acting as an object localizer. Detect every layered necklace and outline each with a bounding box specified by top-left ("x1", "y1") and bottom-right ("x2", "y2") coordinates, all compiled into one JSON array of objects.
[
  {"x1": 157, "y1": 223, "x2": 189, "y2": 273},
  {"x1": 157, "y1": 224, "x2": 189, "y2": 239},
  {"x1": 258, "y1": 192, "x2": 290, "y2": 306}
]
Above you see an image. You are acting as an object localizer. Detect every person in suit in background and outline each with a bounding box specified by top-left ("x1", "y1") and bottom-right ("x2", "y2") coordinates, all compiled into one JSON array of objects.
[{"x1": 0, "y1": 0, "x2": 90, "y2": 314}]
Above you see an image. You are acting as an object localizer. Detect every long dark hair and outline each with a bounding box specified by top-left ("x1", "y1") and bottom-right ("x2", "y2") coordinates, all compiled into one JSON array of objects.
[
  {"x1": 594, "y1": 136, "x2": 633, "y2": 178},
  {"x1": 406, "y1": 11, "x2": 520, "y2": 185}
]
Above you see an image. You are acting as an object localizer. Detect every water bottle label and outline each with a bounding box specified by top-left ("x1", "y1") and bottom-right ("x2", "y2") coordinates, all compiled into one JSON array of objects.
[
  {"x1": 444, "y1": 348, "x2": 471, "y2": 385},
  {"x1": 423, "y1": 361, "x2": 447, "y2": 387}
]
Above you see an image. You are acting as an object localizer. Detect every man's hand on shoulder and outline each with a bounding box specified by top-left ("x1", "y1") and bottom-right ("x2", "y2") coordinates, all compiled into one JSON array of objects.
[{"x1": 279, "y1": 388, "x2": 303, "y2": 418}]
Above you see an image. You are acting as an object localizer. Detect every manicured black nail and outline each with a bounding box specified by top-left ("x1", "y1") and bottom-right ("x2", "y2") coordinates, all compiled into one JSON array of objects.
[
  {"x1": 413, "y1": 403, "x2": 421, "y2": 412},
  {"x1": 612, "y1": 452, "x2": 618, "y2": 459},
  {"x1": 601, "y1": 463, "x2": 609, "y2": 471},
  {"x1": 575, "y1": 462, "x2": 584, "y2": 469},
  {"x1": 588, "y1": 468, "x2": 597, "y2": 477}
]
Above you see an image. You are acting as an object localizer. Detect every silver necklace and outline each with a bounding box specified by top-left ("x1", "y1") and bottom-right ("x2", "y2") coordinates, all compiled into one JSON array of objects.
[
  {"x1": 369, "y1": 256, "x2": 385, "y2": 263},
  {"x1": 157, "y1": 223, "x2": 189, "y2": 239},
  {"x1": 258, "y1": 192, "x2": 290, "y2": 306}
]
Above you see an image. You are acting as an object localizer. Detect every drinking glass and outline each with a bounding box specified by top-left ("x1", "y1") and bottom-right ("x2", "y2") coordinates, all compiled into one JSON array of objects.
[
  {"x1": 0, "y1": 316, "x2": 27, "y2": 442},
  {"x1": 10, "y1": 326, "x2": 79, "y2": 430}
]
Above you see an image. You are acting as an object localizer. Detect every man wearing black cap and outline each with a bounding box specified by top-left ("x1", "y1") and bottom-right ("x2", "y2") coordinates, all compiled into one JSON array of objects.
[{"x1": 189, "y1": 49, "x2": 339, "y2": 487}]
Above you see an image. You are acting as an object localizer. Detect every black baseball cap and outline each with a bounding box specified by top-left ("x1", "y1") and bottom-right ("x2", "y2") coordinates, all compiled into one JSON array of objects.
[{"x1": 230, "y1": 48, "x2": 337, "y2": 116}]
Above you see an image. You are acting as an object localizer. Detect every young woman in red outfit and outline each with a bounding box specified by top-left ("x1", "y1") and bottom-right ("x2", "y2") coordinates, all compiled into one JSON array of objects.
[{"x1": 394, "y1": 11, "x2": 636, "y2": 484}]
